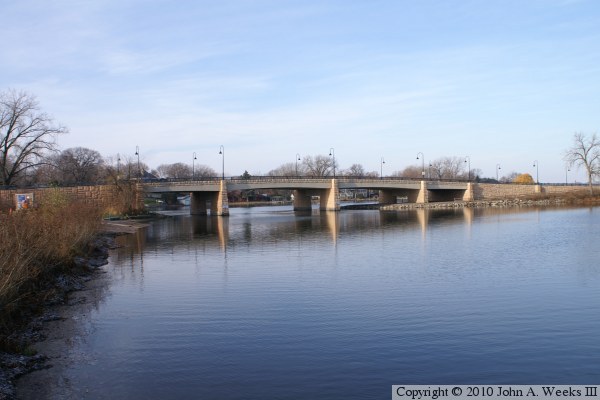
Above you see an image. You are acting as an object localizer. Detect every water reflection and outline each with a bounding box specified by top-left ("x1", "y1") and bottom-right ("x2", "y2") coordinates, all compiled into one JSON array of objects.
[
  {"x1": 23, "y1": 205, "x2": 600, "y2": 400},
  {"x1": 113, "y1": 206, "x2": 580, "y2": 259}
]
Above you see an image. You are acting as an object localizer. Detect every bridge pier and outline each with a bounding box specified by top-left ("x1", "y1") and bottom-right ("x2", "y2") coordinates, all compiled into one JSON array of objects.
[
  {"x1": 293, "y1": 179, "x2": 340, "y2": 211},
  {"x1": 293, "y1": 190, "x2": 312, "y2": 211},
  {"x1": 416, "y1": 180, "x2": 429, "y2": 204},
  {"x1": 321, "y1": 179, "x2": 340, "y2": 211},
  {"x1": 190, "y1": 180, "x2": 229, "y2": 216}
]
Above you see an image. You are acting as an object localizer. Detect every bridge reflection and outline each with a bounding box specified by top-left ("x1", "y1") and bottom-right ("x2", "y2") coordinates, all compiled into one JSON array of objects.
[{"x1": 110, "y1": 206, "x2": 553, "y2": 261}]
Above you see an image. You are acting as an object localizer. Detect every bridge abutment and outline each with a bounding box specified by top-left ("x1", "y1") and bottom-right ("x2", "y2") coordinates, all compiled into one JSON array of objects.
[{"x1": 463, "y1": 183, "x2": 474, "y2": 201}]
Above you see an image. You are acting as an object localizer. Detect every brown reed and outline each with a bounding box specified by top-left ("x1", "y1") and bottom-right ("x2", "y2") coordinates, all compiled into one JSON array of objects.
[{"x1": 0, "y1": 199, "x2": 102, "y2": 339}]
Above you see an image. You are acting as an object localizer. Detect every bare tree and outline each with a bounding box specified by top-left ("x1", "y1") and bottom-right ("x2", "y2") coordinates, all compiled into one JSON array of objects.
[
  {"x1": 0, "y1": 89, "x2": 67, "y2": 186},
  {"x1": 55, "y1": 147, "x2": 104, "y2": 184},
  {"x1": 194, "y1": 164, "x2": 217, "y2": 179},
  {"x1": 391, "y1": 165, "x2": 422, "y2": 179},
  {"x1": 31, "y1": 161, "x2": 60, "y2": 185},
  {"x1": 156, "y1": 162, "x2": 216, "y2": 179},
  {"x1": 344, "y1": 163, "x2": 365, "y2": 177},
  {"x1": 120, "y1": 155, "x2": 149, "y2": 179},
  {"x1": 564, "y1": 132, "x2": 600, "y2": 194},
  {"x1": 500, "y1": 171, "x2": 519, "y2": 183},
  {"x1": 157, "y1": 163, "x2": 192, "y2": 179},
  {"x1": 429, "y1": 156, "x2": 466, "y2": 180},
  {"x1": 268, "y1": 162, "x2": 299, "y2": 177},
  {"x1": 302, "y1": 155, "x2": 336, "y2": 177},
  {"x1": 469, "y1": 168, "x2": 483, "y2": 181}
]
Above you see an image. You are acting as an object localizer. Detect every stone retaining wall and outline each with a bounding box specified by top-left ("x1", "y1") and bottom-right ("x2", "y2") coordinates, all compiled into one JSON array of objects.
[
  {"x1": 473, "y1": 183, "x2": 539, "y2": 200},
  {"x1": 473, "y1": 183, "x2": 592, "y2": 200},
  {"x1": 0, "y1": 183, "x2": 143, "y2": 214}
]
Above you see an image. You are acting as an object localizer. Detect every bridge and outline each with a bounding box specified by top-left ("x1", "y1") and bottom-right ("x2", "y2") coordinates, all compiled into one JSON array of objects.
[{"x1": 141, "y1": 177, "x2": 472, "y2": 216}]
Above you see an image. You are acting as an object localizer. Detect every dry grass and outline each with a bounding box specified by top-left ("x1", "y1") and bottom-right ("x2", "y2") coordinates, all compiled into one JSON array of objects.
[
  {"x1": 516, "y1": 190, "x2": 600, "y2": 204},
  {"x1": 0, "y1": 199, "x2": 102, "y2": 337}
]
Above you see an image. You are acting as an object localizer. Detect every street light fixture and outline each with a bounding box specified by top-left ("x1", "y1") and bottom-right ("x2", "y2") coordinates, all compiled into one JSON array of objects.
[
  {"x1": 380, "y1": 157, "x2": 385, "y2": 179},
  {"x1": 218, "y1": 145, "x2": 225, "y2": 180},
  {"x1": 533, "y1": 160, "x2": 539, "y2": 184},
  {"x1": 566, "y1": 165, "x2": 570, "y2": 185},
  {"x1": 296, "y1": 153, "x2": 301, "y2": 177},
  {"x1": 465, "y1": 156, "x2": 471, "y2": 181},
  {"x1": 192, "y1": 152, "x2": 197, "y2": 179},
  {"x1": 416, "y1": 152, "x2": 425, "y2": 179},
  {"x1": 329, "y1": 148, "x2": 336, "y2": 178},
  {"x1": 135, "y1": 145, "x2": 140, "y2": 178},
  {"x1": 496, "y1": 164, "x2": 501, "y2": 182}
]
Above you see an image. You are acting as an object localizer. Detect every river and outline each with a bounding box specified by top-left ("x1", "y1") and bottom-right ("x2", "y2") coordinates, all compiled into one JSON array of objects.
[{"x1": 17, "y1": 205, "x2": 600, "y2": 399}]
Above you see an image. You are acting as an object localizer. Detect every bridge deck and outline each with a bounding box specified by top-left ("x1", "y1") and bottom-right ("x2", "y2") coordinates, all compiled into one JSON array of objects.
[{"x1": 142, "y1": 178, "x2": 468, "y2": 192}]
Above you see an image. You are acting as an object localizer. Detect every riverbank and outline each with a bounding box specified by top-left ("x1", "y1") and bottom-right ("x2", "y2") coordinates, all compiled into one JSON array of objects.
[
  {"x1": 0, "y1": 234, "x2": 117, "y2": 399},
  {"x1": 0, "y1": 205, "x2": 150, "y2": 399}
]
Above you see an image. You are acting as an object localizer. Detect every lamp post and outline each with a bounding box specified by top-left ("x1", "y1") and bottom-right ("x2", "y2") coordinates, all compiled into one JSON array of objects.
[
  {"x1": 296, "y1": 153, "x2": 301, "y2": 177},
  {"x1": 416, "y1": 152, "x2": 425, "y2": 179},
  {"x1": 192, "y1": 152, "x2": 197, "y2": 179},
  {"x1": 380, "y1": 157, "x2": 385, "y2": 179},
  {"x1": 135, "y1": 146, "x2": 140, "y2": 178},
  {"x1": 533, "y1": 160, "x2": 539, "y2": 184},
  {"x1": 329, "y1": 147, "x2": 336, "y2": 178},
  {"x1": 496, "y1": 164, "x2": 501, "y2": 182},
  {"x1": 465, "y1": 156, "x2": 471, "y2": 181},
  {"x1": 565, "y1": 165, "x2": 570, "y2": 185},
  {"x1": 218, "y1": 145, "x2": 225, "y2": 180},
  {"x1": 117, "y1": 153, "x2": 121, "y2": 176}
]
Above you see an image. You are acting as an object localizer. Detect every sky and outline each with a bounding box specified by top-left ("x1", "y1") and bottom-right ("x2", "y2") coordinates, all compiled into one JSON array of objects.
[{"x1": 2, "y1": 0, "x2": 600, "y2": 183}]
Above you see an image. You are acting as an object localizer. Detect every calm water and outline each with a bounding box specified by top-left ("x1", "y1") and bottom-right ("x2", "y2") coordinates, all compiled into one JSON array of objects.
[{"x1": 24, "y1": 206, "x2": 600, "y2": 399}]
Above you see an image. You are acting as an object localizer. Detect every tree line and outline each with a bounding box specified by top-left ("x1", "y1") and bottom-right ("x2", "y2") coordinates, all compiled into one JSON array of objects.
[{"x1": 2, "y1": 89, "x2": 599, "y2": 190}]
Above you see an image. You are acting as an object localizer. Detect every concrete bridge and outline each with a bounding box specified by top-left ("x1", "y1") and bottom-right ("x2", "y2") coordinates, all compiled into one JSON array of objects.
[
  {"x1": 0, "y1": 179, "x2": 589, "y2": 215},
  {"x1": 141, "y1": 177, "x2": 472, "y2": 216}
]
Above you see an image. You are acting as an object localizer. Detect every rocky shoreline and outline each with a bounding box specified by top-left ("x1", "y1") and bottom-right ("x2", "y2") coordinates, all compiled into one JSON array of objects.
[
  {"x1": 0, "y1": 219, "x2": 147, "y2": 399},
  {"x1": 380, "y1": 197, "x2": 574, "y2": 210},
  {"x1": 342, "y1": 195, "x2": 600, "y2": 211}
]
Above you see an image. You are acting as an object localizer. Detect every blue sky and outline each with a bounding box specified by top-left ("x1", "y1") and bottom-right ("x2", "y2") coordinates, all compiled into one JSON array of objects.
[{"x1": 2, "y1": 0, "x2": 599, "y2": 182}]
